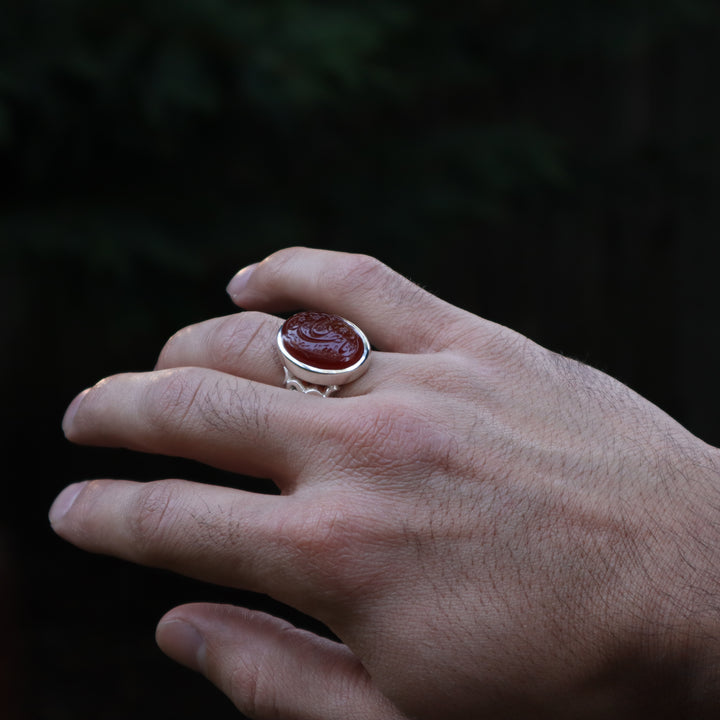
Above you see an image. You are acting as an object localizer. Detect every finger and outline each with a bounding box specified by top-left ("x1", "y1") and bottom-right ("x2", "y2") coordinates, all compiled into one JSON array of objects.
[
  {"x1": 62, "y1": 367, "x2": 334, "y2": 481},
  {"x1": 156, "y1": 311, "x2": 283, "y2": 386},
  {"x1": 226, "y1": 247, "x2": 478, "y2": 354},
  {"x1": 49, "y1": 479, "x2": 303, "y2": 603},
  {"x1": 155, "y1": 311, "x2": 408, "y2": 397},
  {"x1": 156, "y1": 604, "x2": 404, "y2": 720}
]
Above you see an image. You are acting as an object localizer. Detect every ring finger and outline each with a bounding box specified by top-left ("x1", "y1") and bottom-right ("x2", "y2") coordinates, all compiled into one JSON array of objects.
[
  {"x1": 156, "y1": 310, "x2": 398, "y2": 396},
  {"x1": 62, "y1": 367, "x2": 341, "y2": 484},
  {"x1": 156, "y1": 311, "x2": 284, "y2": 386}
]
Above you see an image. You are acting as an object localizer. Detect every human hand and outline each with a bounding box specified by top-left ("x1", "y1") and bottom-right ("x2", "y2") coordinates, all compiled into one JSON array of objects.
[{"x1": 51, "y1": 248, "x2": 720, "y2": 719}]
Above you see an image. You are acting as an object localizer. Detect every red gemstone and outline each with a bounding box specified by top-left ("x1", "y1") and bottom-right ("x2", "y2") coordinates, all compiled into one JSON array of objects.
[{"x1": 281, "y1": 312, "x2": 365, "y2": 370}]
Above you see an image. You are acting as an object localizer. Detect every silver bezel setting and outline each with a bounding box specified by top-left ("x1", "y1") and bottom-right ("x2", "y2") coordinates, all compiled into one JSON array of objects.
[{"x1": 276, "y1": 315, "x2": 371, "y2": 389}]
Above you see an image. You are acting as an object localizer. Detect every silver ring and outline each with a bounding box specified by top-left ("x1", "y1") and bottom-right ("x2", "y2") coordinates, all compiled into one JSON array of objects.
[{"x1": 277, "y1": 311, "x2": 371, "y2": 397}]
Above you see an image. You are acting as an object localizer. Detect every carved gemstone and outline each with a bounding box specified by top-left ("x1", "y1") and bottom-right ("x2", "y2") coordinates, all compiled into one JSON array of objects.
[{"x1": 281, "y1": 312, "x2": 365, "y2": 370}]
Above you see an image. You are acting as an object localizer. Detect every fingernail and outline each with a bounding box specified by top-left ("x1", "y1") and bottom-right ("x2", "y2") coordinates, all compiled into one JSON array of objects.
[
  {"x1": 62, "y1": 388, "x2": 90, "y2": 437},
  {"x1": 226, "y1": 263, "x2": 258, "y2": 301},
  {"x1": 156, "y1": 619, "x2": 206, "y2": 672},
  {"x1": 49, "y1": 481, "x2": 87, "y2": 527}
]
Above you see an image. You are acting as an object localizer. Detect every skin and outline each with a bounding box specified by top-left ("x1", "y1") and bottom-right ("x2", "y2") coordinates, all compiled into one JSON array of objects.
[{"x1": 51, "y1": 247, "x2": 720, "y2": 719}]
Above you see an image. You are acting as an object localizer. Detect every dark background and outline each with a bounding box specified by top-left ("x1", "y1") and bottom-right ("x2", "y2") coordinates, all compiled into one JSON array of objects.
[{"x1": 2, "y1": 1, "x2": 720, "y2": 717}]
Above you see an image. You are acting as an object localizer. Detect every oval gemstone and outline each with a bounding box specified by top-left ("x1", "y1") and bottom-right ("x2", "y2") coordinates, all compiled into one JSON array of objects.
[{"x1": 281, "y1": 312, "x2": 365, "y2": 370}]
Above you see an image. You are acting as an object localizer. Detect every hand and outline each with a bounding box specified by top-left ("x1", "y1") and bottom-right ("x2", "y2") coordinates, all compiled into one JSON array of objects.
[{"x1": 51, "y1": 247, "x2": 720, "y2": 719}]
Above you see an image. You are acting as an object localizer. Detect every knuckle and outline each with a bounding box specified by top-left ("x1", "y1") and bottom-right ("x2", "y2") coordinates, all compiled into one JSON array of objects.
[
  {"x1": 286, "y1": 504, "x2": 353, "y2": 560},
  {"x1": 223, "y1": 379, "x2": 273, "y2": 437},
  {"x1": 400, "y1": 351, "x2": 471, "y2": 395},
  {"x1": 62, "y1": 480, "x2": 107, "y2": 540},
  {"x1": 155, "y1": 324, "x2": 197, "y2": 368},
  {"x1": 127, "y1": 481, "x2": 182, "y2": 559},
  {"x1": 143, "y1": 369, "x2": 205, "y2": 434},
  {"x1": 208, "y1": 312, "x2": 278, "y2": 369},
  {"x1": 263, "y1": 246, "x2": 305, "y2": 265},
  {"x1": 458, "y1": 324, "x2": 546, "y2": 388},
  {"x1": 278, "y1": 502, "x2": 379, "y2": 598},
  {"x1": 155, "y1": 330, "x2": 181, "y2": 368},
  {"x1": 330, "y1": 396, "x2": 456, "y2": 480},
  {"x1": 483, "y1": 326, "x2": 538, "y2": 371},
  {"x1": 228, "y1": 652, "x2": 278, "y2": 718},
  {"x1": 207, "y1": 314, "x2": 250, "y2": 368},
  {"x1": 259, "y1": 246, "x2": 305, "y2": 284},
  {"x1": 321, "y1": 253, "x2": 388, "y2": 299}
]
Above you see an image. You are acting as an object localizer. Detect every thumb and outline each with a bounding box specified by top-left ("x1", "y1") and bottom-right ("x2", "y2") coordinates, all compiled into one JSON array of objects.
[{"x1": 156, "y1": 603, "x2": 403, "y2": 720}]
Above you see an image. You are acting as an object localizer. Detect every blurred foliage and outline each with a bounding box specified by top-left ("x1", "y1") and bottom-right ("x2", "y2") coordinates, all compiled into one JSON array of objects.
[
  {"x1": 2, "y1": 0, "x2": 718, "y2": 282},
  {"x1": 0, "y1": 4, "x2": 602, "y2": 253}
]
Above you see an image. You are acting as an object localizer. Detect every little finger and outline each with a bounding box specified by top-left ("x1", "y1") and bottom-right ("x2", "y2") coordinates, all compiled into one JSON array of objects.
[{"x1": 227, "y1": 247, "x2": 478, "y2": 354}]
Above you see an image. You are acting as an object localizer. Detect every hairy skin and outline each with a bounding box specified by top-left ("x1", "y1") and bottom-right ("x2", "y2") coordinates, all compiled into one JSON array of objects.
[{"x1": 51, "y1": 247, "x2": 720, "y2": 719}]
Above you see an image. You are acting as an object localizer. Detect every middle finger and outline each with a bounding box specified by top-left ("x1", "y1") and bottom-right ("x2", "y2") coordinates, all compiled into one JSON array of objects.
[{"x1": 63, "y1": 367, "x2": 341, "y2": 484}]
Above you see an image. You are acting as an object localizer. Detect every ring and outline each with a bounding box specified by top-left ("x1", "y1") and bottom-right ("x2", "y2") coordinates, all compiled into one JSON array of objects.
[{"x1": 276, "y1": 311, "x2": 371, "y2": 397}]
